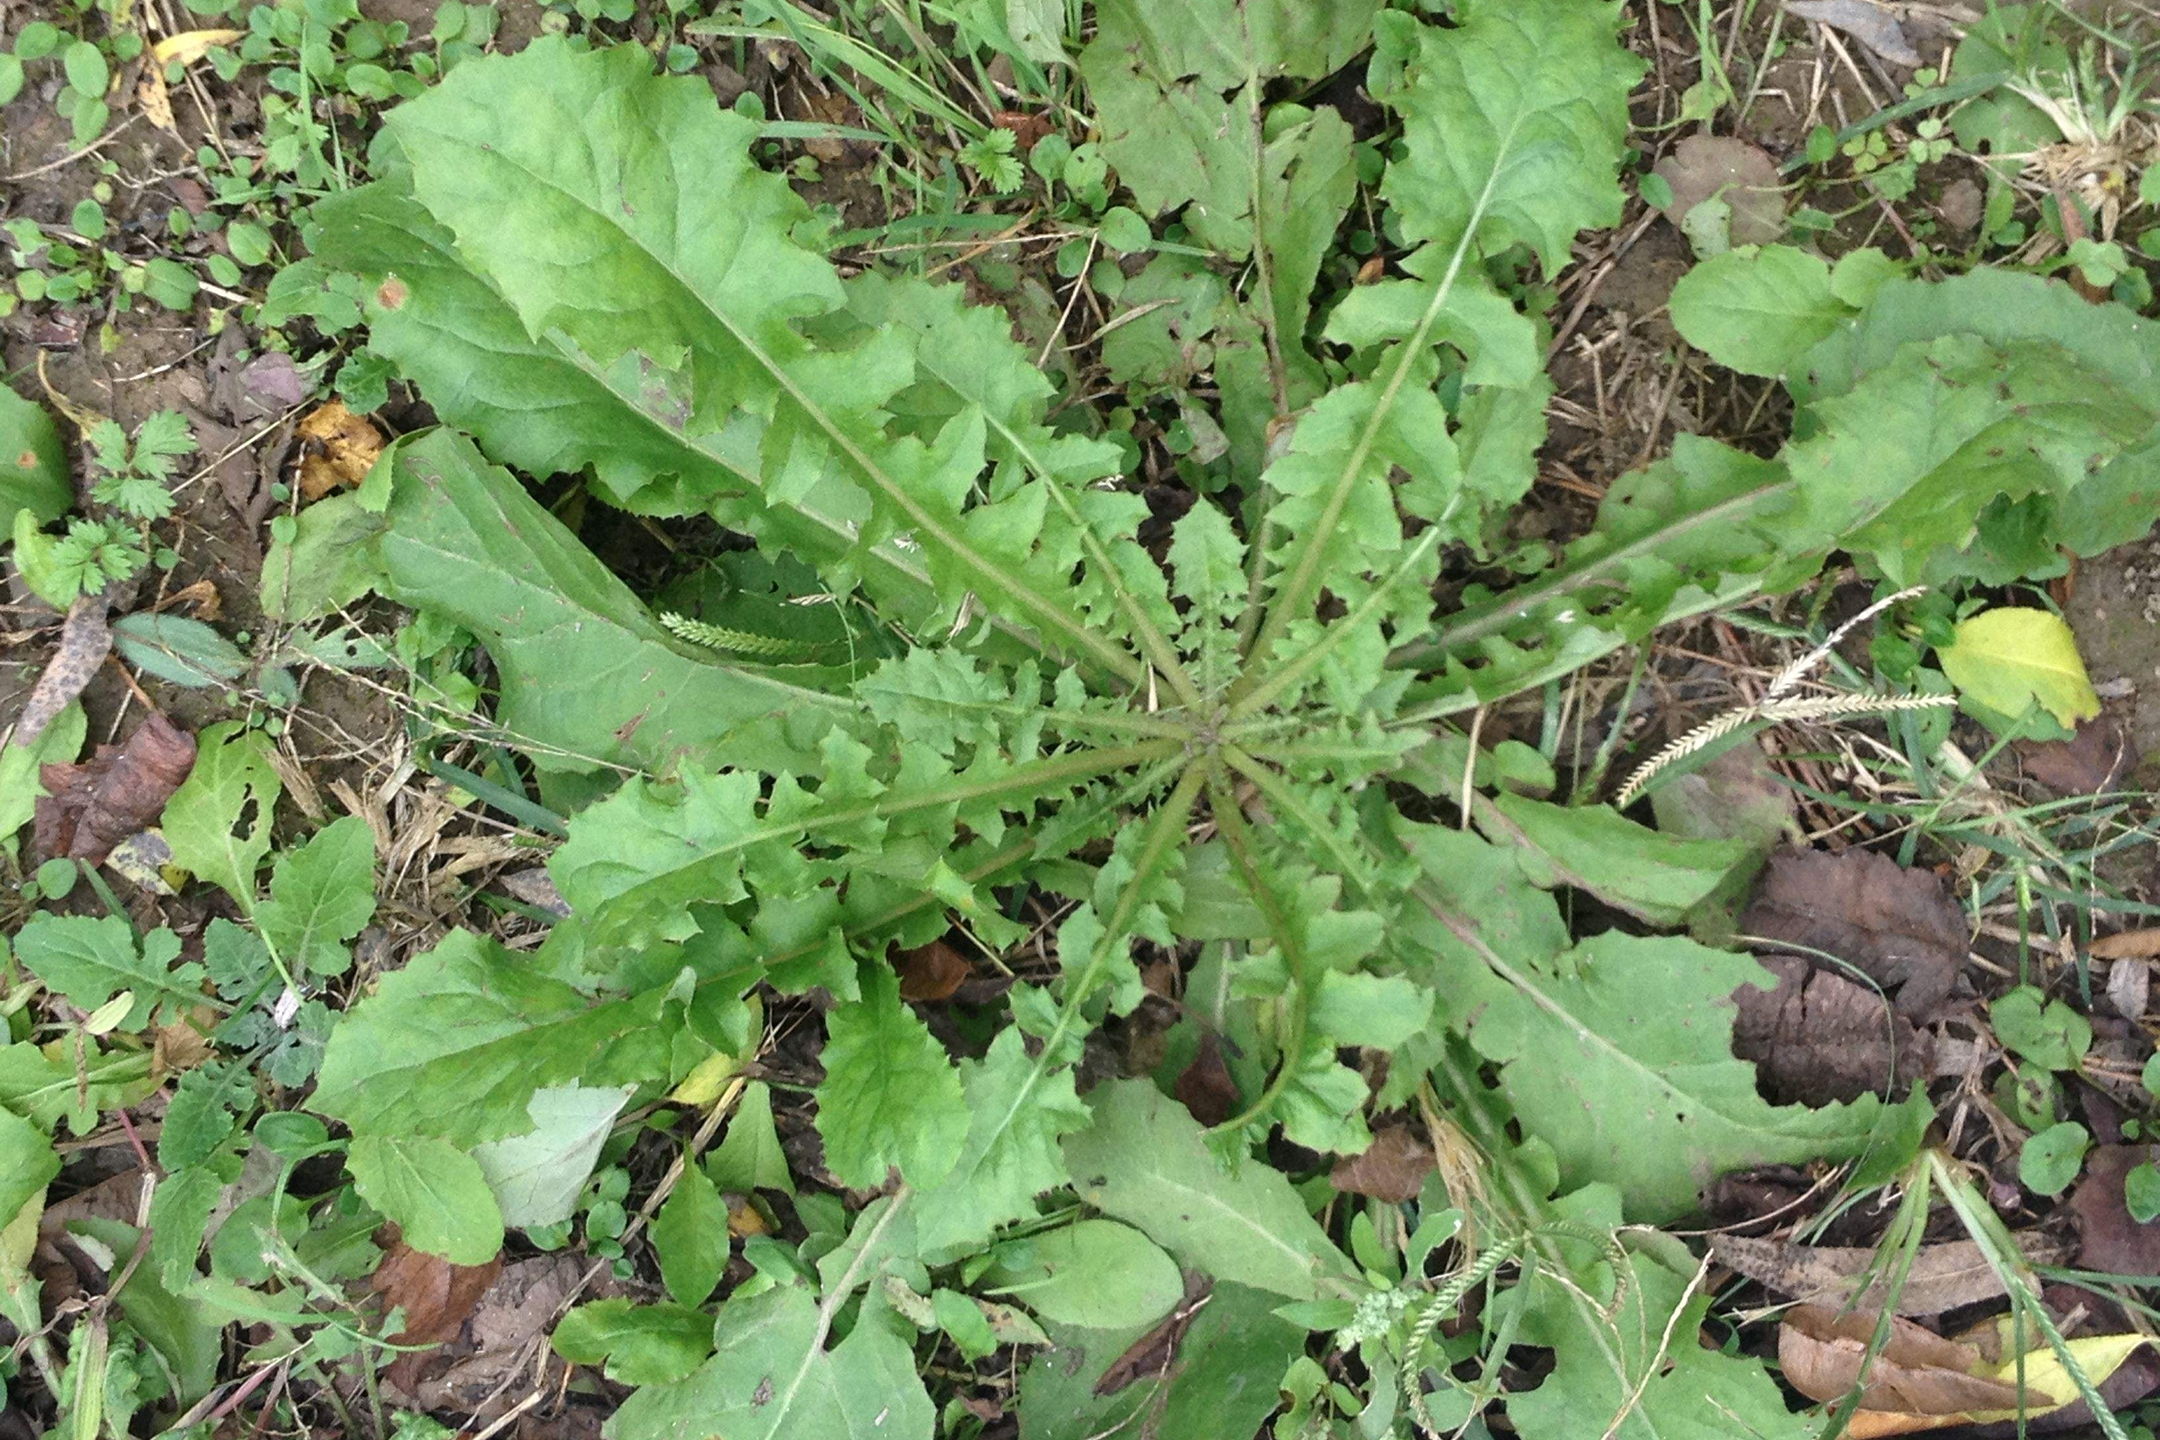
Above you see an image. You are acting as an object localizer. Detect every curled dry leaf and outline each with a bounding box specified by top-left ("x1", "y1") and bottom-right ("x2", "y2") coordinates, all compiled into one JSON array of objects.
[
  {"x1": 1781, "y1": 1305, "x2": 2150, "y2": 1438},
  {"x1": 1094, "y1": 1272, "x2": 1212, "y2": 1398},
  {"x1": 896, "y1": 940, "x2": 970, "y2": 1002},
  {"x1": 34, "y1": 711, "x2": 197, "y2": 865},
  {"x1": 1778, "y1": 1305, "x2": 2036, "y2": 1413},
  {"x1": 371, "y1": 1239, "x2": 504, "y2": 1347},
  {"x1": 992, "y1": 110, "x2": 1054, "y2": 151},
  {"x1": 1739, "y1": 847, "x2": 1964, "y2": 1020},
  {"x1": 295, "y1": 400, "x2": 386, "y2": 502},
  {"x1": 410, "y1": 1254, "x2": 590, "y2": 1416},
  {"x1": 2015, "y1": 713, "x2": 2130, "y2": 798},
  {"x1": 1786, "y1": 0, "x2": 1922, "y2": 67},
  {"x1": 2070, "y1": 1143, "x2": 2160, "y2": 1275},
  {"x1": 2106, "y1": 959, "x2": 2148, "y2": 1020},
  {"x1": 152, "y1": 29, "x2": 244, "y2": 67},
  {"x1": 1173, "y1": 1032, "x2": 1240, "y2": 1127},
  {"x1": 1329, "y1": 1123, "x2": 1436, "y2": 1203},
  {"x1": 137, "y1": 65, "x2": 177, "y2": 134},
  {"x1": 1730, "y1": 953, "x2": 1937, "y2": 1105},
  {"x1": 16, "y1": 595, "x2": 113, "y2": 748},
  {"x1": 1709, "y1": 1230, "x2": 2070, "y2": 1317},
  {"x1": 2090, "y1": 929, "x2": 2160, "y2": 961},
  {"x1": 1652, "y1": 134, "x2": 1787, "y2": 246}
]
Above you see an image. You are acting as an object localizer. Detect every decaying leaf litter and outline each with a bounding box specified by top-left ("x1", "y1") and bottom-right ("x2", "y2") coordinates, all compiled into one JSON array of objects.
[{"x1": 7, "y1": 1, "x2": 2160, "y2": 1438}]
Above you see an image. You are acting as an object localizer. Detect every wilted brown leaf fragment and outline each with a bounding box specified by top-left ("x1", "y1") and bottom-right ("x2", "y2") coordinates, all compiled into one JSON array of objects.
[
  {"x1": 371, "y1": 1240, "x2": 503, "y2": 1347},
  {"x1": 34, "y1": 712, "x2": 196, "y2": 864},
  {"x1": 1778, "y1": 1305, "x2": 2037, "y2": 1413},
  {"x1": 1739, "y1": 847, "x2": 1964, "y2": 1019},
  {"x1": 296, "y1": 400, "x2": 386, "y2": 501},
  {"x1": 16, "y1": 596, "x2": 113, "y2": 747},
  {"x1": 1330, "y1": 1124, "x2": 1436, "y2": 1202}
]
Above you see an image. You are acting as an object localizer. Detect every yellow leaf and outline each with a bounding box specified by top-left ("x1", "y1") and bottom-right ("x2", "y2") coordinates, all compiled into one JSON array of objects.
[
  {"x1": 152, "y1": 29, "x2": 244, "y2": 67},
  {"x1": 137, "y1": 65, "x2": 176, "y2": 134},
  {"x1": 1965, "y1": 1330, "x2": 2148, "y2": 1422},
  {"x1": 668, "y1": 1051, "x2": 738, "y2": 1105},
  {"x1": 1938, "y1": 607, "x2": 2100, "y2": 728},
  {"x1": 1, "y1": 1189, "x2": 41, "y2": 1279}
]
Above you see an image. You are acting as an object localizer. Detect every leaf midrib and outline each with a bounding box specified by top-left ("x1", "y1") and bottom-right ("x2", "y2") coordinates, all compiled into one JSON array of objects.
[{"x1": 409, "y1": 141, "x2": 1149, "y2": 688}]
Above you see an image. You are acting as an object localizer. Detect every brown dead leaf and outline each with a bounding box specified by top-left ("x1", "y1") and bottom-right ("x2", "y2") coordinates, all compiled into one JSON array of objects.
[
  {"x1": 17, "y1": 596, "x2": 113, "y2": 747},
  {"x1": 1174, "y1": 1033, "x2": 1240, "y2": 1127},
  {"x1": 798, "y1": 89, "x2": 864, "y2": 166},
  {"x1": 1779, "y1": 1305, "x2": 2039, "y2": 1414},
  {"x1": 411, "y1": 1254, "x2": 590, "y2": 1416},
  {"x1": 34, "y1": 712, "x2": 197, "y2": 865},
  {"x1": 896, "y1": 940, "x2": 969, "y2": 1002},
  {"x1": 1095, "y1": 1272, "x2": 1212, "y2": 1397},
  {"x1": 992, "y1": 110, "x2": 1054, "y2": 152},
  {"x1": 2091, "y1": 929, "x2": 2160, "y2": 961},
  {"x1": 1787, "y1": 0, "x2": 1922, "y2": 67},
  {"x1": 1739, "y1": 847, "x2": 1964, "y2": 1020},
  {"x1": 1710, "y1": 1231, "x2": 2069, "y2": 1317},
  {"x1": 2070, "y1": 1144, "x2": 2160, "y2": 1276},
  {"x1": 1329, "y1": 1124, "x2": 1436, "y2": 1203},
  {"x1": 295, "y1": 400, "x2": 385, "y2": 501},
  {"x1": 2106, "y1": 959, "x2": 2149, "y2": 1020},
  {"x1": 1648, "y1": 737, "x2": 1797, "y2": 851},
  {"x1": 155, "y1": 578, "x2": 223, "y2": 621},
  {"x1": 2016, "y1": 714, "x2": 2130, "y2": 797},
  {"x1": 1652, "y1": 134, "x2": 1787, "y2": 246},
  {"x1": 371, "y1": 1240, "x2": 502, "y2": 1347},
  {"x1": 1730, "y1": 953, "x2": 1936, "y2": 1104},
  {"x1": 152, "y1": 1012, "x2": 218, "y2": 1077}
]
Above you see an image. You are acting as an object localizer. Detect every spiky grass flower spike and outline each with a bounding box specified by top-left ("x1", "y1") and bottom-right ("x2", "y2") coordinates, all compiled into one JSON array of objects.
[{"x1": 1612, "y1": 587, "x2": 1951, "y2": 808}]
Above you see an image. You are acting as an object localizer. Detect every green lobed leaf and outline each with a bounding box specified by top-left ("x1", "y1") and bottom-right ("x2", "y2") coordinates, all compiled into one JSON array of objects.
[
  {"x1": 311, "y1": 930, "x2": 673, "y2": 1147},
  {"x1": 346, "y1": 1133, "x2": 505, "y2": 1264},
  {"x1": 0, "y1": 703, "x2": 85, "y2": 853},
  {"x1": 609, "y1": 1285, "x2": 934, "y2": 1440},
  {"x1": 12, "y1": 916, "x2": 204, "y2": 1032},
  {"x1": 552, "y1": 1300, "x2": 714, "y2": 1387},
  {"x1": 470, "y1": 1082, "x2": 635, "y2": 1229},
  {"x1": 0, "y1": 1106, "x2": 58, "y2": 1228},
  {"x1": 254, "y1": 816, "x2": 377, "y2": 978},
  {"x1": 814, "y1": 961, "x2": 969, "y2": 1190},
  {"x1": 706, "y1": 1079, "x2": 794, "y2": 1196},
  {"x1": 1396, "y1": 822, "x2": 1927, "y2": 1221},
  {"x1": 982, "y1": 1219, "x2": 1183, "y2": 1331},
  {"x1": 161, "y1": 721, "x2": 282, "y2": 908},
  {"x1": 911, "y1": 1020, "x2": 1092, "y2": 1259},
  {"x1": 1062, "y1": 1079, "x2": 1358, "y2": 1299},
  {"x1": 1508, "y1": 1186, "x2": 1812, "y2": 1440},
  {"x1": 1792, "y1": 266, "x2": 2160, "y2": 558},
  {"x1": 1480, "y1": 794, "x2": 1756, "y2": 928},
  {"x1": 0, "y1": 1039, "x2": 155, "y2": 1136},
  {"x1": 649, "y1": 1160, "x2": 729, "y2": 1307},
  {"x1": 376, "y1": 430, "x2": 853, "y2": 776},
  {"x1": 1375, "y1": 0, "x2": 1644, "y2": 277},
  {"x1": 1669, "y1": 245, "x2": 1855, "y2": 377},
  {"x1": 365, "y1": 39, "x2": 1141, "y2": 687},
  {"x1": 1015, "y1": 1280, "x2": 1306, "y2": 1440}
]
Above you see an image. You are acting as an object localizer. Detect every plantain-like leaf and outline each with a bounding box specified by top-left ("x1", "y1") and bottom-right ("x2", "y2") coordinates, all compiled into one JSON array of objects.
[
  {"x1": 1395, "y1": 822, "x2": 1928, "y2": 1222},
  {"x1": 364, "y1": 38, "x2": 1147, "y2": 689},
  {"x1": 376, "y1": 430, "x2": 853, "y2": 776},
  {"x1": 311, "y1": 931, "x2": 674, "y2": 1148}
]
